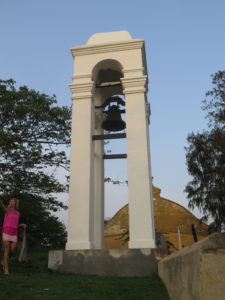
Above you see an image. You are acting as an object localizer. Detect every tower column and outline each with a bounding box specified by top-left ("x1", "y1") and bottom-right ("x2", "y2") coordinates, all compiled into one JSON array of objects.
[
  {"x1": 93, "y1": 89, "x2": 104, "y2": 249},
  {"x1": 122, "y1": 76, "x2": 155, "y2": 248},
  {"x1": 66, "y1": 81, "x2": 95, "y2": 250}
]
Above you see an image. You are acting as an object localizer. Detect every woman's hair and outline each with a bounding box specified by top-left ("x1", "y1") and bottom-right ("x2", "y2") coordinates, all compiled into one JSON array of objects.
[{"x1": 8, "y1": 198, "x2": 19, "y2": 210}]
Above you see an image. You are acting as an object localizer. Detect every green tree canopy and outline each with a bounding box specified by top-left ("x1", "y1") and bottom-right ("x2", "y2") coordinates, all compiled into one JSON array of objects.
[
  {"x1": 185, "y1": 71, "x2": 225, "y2": 231},
  {"x1": 0, "y1": 79, "x2": 71, "y2": 248}
]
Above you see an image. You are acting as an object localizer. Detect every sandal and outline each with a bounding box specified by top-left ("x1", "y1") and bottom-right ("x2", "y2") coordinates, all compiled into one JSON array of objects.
[{"x1": 4, "y1": 271, "x2": 9, "y2": 275}]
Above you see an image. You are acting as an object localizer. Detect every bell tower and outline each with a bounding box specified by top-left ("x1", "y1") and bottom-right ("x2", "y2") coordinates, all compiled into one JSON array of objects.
[{"x1": 66, "y1": 31, "x2": 155, "y2": 250}]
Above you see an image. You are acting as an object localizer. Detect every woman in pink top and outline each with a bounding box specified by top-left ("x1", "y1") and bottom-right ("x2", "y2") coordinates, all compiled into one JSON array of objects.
[{"x1": 0, "y1": 198, "x2": 27, "y2": 275}]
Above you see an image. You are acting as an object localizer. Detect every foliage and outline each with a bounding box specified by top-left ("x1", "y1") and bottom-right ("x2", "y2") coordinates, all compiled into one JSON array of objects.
[
  {"x1": 0, "y1": 79, "x2": 71, "y2": 247},
  {"x1": 203, "y1": 70, "x2": 225, "y2": 129},
  {"x1": 185, "y1": 71, "x2": 225, "y2": 230}
]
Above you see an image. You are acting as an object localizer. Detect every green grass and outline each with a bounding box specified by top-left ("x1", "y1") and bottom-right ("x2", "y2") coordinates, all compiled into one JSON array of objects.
[{"x1": 0, "y1": 251, "x2": 170, "y2": 300}]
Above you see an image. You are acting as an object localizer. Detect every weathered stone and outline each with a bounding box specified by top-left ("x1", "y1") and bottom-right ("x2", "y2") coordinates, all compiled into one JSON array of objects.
[
  {"x1": 104, "y1": 186, "x2": 208, "y2": 252},
  {"x1": 48, "y1": 248, "x2": 157, "y2": 277},
  {"x1": 158, "y1": 233, "x2": 225, "y2": 300}
]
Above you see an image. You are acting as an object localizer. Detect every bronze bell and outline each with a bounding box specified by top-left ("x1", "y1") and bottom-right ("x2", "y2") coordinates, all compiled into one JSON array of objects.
[{"x1": 102, "y1": 105, "x2": 126, "y2": 132}]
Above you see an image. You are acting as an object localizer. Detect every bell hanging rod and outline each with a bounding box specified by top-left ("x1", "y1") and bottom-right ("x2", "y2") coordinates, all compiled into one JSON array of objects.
[
  {"x1": 93, "y1": 133, "x2": 126, "y2": 140},
  {"x1": 103, "y1": 154, "x2": 127, "y2": 159},
  {"x1": 96, "y1": 81, "x2": 121, "y2": 88},
  {"x1": 95, "y1": 95, "x2": 125, "y2": 109},
  {"x1": 103, "y1": 109, "x2": 125, "y2": 114}
]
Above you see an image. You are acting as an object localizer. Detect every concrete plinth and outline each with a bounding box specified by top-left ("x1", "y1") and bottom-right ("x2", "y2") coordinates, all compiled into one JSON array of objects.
[{"x1": 48, "y1": 248, "x2": 157, "y2": 277}]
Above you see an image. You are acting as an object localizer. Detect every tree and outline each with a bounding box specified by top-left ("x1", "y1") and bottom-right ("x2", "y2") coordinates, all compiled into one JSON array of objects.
[
  {"x1": 185, "y1": 71, "x2": 225, "y2": 231},
  {"x1": 0, "y1": 79, "x2": 71, "y2": 248}
]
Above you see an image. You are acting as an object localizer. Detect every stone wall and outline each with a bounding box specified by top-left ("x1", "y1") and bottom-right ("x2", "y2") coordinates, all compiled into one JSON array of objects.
[{"x1": 158, "y1": 233, "x2": 225, "y2": 300}]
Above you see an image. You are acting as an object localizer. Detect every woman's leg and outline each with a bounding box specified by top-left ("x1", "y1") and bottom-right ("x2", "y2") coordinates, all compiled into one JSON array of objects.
[
  {"x1": 9, "y1": 242, "x2": 17, "y2": 257},
  {"x1": 3, "y1": 241, "x2": 10, "y2": 274}
]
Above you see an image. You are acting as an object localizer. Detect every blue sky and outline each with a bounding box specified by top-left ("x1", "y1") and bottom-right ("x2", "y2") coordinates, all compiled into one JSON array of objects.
[{"x1": 1, "y1": 0, "x2": 225, "y2": 221}]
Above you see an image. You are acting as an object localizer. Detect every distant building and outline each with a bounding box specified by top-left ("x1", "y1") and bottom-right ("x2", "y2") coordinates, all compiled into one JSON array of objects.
[{"x1": 104, "y1": 186, "x2": 208, "y2": 255}]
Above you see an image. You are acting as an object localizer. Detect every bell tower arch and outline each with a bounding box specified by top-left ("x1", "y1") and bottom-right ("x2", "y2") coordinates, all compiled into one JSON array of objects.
[{"x1": 66, "y1": 31, "x2": 155, "y2": 250}]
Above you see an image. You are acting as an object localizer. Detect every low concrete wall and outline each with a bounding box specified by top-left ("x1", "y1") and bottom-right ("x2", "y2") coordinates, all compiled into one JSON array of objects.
[
  {"x1": 158, "y1": 233, "x2": 225, "y2": 300},
  {"x1": 48, "y1": 248, "x2": 157, "y2": 277}
]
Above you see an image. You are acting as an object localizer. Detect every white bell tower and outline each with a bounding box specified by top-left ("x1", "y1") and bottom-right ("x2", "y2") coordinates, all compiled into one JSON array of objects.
[{"x1": 66, "y1": 31, "x2": 155, "y2": 250}]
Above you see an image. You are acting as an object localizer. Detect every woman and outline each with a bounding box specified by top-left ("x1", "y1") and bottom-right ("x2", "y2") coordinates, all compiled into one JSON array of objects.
[{"x1": 0, "y1": 198, "x2": 27, "y2": 275}]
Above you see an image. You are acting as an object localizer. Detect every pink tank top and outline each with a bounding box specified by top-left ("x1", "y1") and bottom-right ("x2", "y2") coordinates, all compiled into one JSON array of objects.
[{"x1": 2, "y1": 209, "x2": 20, "y2": 236}]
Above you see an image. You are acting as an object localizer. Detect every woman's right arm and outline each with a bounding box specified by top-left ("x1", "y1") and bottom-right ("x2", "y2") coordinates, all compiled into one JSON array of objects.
[{"x1": 0, "y1": 200, "x2": 7, "y2": 213}]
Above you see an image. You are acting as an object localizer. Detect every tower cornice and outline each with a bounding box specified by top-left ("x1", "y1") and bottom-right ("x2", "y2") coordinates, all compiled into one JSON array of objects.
[
  {"x1": 71, "y1": 39, "x2": 144, "y2": 57},
  {"x1": 69, "y1": 81, "x2": 95, "y2": 101},
  {"x1": 121, "y1": 76, "x2": 148, "y2": 94}
]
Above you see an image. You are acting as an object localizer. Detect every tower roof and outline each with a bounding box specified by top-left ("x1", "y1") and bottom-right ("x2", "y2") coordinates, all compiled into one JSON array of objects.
[{"x1": 87, "y1": 31, "x2": 132, "y2": 45}]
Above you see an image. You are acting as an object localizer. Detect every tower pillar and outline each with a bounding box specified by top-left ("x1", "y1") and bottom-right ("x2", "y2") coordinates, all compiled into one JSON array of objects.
[
  {"x1": 122, "y1": 76, "x2": 155, "y2": 248},
  {"x1": 66, "y1": 80, "x2": 95, "y2": 250}
]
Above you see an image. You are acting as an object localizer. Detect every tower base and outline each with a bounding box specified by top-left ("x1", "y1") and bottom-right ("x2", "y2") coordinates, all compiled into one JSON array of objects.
[{"x1": 48, "y1": 248, "x2": 157, "y2": 277}]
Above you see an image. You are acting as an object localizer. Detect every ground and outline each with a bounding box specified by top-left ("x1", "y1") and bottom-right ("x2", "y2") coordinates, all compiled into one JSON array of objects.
[{"x1": 0, "y1": 250, "x2": 170, "y2": 300}]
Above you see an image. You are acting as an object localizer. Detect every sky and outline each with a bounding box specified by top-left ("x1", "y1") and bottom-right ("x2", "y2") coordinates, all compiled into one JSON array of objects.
[{"x1": 1, "y1": 0, "x2": 225, "y2": 224}]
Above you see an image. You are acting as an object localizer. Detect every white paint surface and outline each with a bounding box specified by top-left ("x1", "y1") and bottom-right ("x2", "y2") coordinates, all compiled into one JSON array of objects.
[{"x1": 66, "y1": 31, "x2": 155, "y2": 250}]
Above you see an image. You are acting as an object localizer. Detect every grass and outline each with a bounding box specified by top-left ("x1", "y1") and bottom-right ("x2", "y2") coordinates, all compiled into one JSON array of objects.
[{"x1": 0, "y1": 250, "x2": 170, "y2": 300}]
